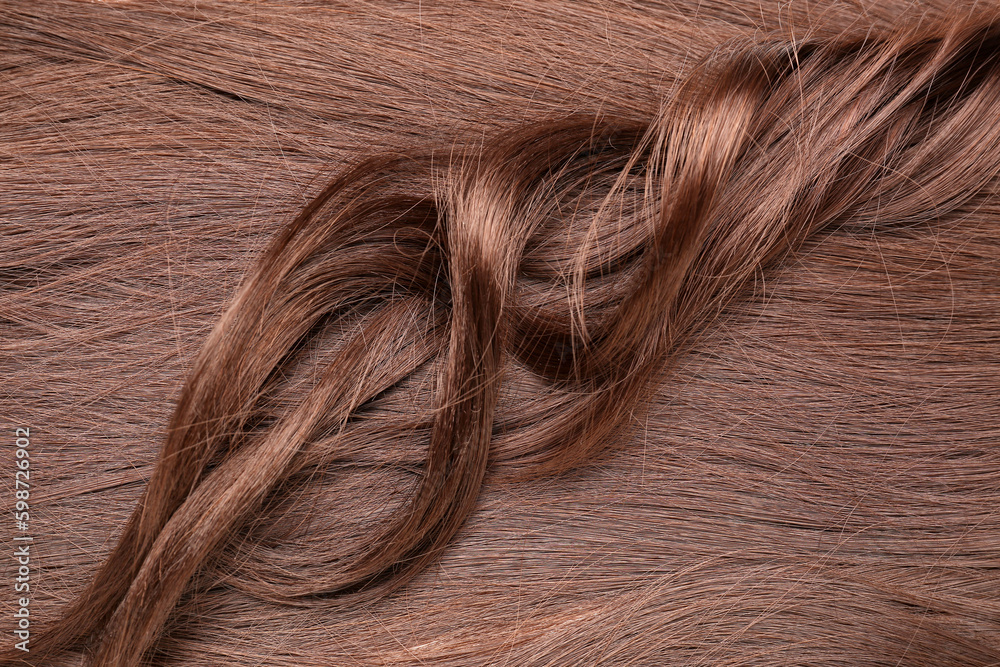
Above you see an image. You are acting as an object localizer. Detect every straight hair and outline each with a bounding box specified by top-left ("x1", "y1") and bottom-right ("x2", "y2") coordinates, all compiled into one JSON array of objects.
[{"x1": 3, "y1": 1, "x2": 1000, "y2": 664}]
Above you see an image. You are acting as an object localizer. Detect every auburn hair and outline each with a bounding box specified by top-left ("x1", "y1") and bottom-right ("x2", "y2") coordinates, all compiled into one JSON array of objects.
[{"x1": 2, "y1": 0, "x2": 1000, "y2": 665}]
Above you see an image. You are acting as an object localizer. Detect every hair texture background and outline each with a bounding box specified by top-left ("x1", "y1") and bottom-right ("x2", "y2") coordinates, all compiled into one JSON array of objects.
[{"x1": 3, "y1": 0, "x2": 1000, "y2": 665}]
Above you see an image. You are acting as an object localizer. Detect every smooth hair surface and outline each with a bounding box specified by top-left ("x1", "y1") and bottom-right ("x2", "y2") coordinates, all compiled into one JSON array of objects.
[{"x1": 2, "y1": 1, "x2": 1000, "y2": 665}]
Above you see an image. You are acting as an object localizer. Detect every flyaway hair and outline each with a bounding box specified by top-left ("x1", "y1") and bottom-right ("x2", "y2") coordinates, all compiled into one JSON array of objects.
[{"x1": 2, "y1": 2, "x2": 1000, "y2": 665}]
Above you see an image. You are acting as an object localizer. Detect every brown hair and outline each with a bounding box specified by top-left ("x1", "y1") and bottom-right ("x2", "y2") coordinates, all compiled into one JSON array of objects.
[{"x1": 3, "y1": 1, "x2": 1000, "y2": 664}]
